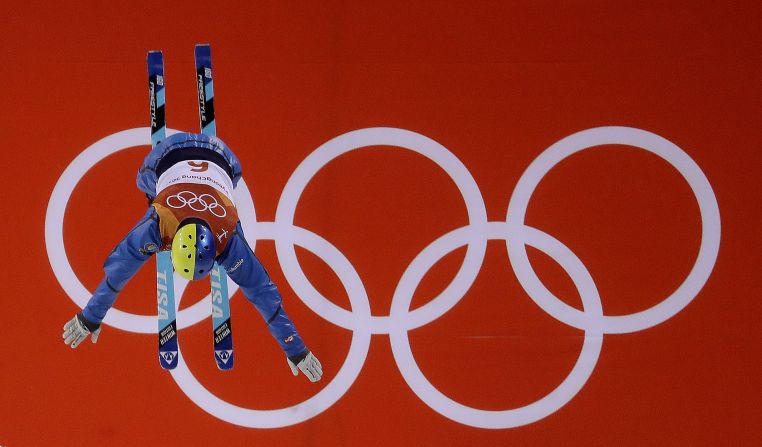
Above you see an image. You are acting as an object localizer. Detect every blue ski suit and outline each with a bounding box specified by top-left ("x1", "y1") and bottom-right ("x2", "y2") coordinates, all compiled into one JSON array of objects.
[{"x1": 81, "y1": 132, "x2": 307, "y2": 358}]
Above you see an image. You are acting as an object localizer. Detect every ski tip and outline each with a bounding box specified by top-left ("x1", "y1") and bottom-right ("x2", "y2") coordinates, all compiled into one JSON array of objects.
[
  {"x1": 147, "y1": 51, "x2": 164, "y2": 67},
  {"x1": 195, "y1": 44, "x2": 212, "y2": 58}
]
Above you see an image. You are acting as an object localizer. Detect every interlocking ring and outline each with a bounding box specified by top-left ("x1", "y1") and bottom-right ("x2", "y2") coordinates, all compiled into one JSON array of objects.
[
  {"x1": 166, "y1": 190, "x2": 227, "y2": 218},
  {"x1": 46, "y1": 126, "x2": 720, "y2": 429}
]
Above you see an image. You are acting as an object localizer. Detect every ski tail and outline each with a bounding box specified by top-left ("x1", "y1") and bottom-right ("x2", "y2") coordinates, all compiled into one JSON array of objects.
[
  {"x1": 211, "y1": 267, "x2": 233, "y2": 369},
  {"x1": 156, "y1": 254, "x2": 178, "y2": 369},
  {"x1": 148, "y1": 50, "x2": 179, "y2": 370},
  {"x1": 195, "y1": 43, "x2": 235, "y2": 370}
]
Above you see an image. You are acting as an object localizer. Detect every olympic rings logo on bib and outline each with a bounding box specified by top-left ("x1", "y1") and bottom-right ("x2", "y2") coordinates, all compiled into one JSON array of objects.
[
  {"x1": 166, "y1": 190, "x2": 227, "y2": 218},
  {"x1": 45, "y1": 126, "x2": 721, "y2": 430}
]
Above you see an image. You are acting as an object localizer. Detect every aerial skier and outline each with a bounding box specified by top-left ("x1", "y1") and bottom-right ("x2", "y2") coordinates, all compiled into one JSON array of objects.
[{"x1": 62, "y1": 131, "x2": 323, "y2": 382}]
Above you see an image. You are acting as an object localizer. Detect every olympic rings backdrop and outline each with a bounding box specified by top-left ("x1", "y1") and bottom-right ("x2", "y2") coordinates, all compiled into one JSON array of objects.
[{"x1": 3, "y1": 1, "x2": 761, "y2": 446}]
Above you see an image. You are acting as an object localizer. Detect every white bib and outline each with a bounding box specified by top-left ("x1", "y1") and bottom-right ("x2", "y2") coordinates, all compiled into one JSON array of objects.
[{"x1": 156, "y1": 160, "x2": 235, "y2": 203}]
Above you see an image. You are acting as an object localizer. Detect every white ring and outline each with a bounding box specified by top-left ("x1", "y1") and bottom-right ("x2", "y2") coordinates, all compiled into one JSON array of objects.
[
  {"x1": 165, "y1": 191, "x2": 228, "y2": 218},
  {"x1": 274, "y1": 127, "x2": 488, "y2": 332},
  {"x1": 505, "y1": 126, "x2": 721, "y2": 333},
  {"x1": 171, "y1": 222, "x2": 372, "y2": 427},
  {"x1": 390, "y1": 222, "x2": 603, "y2": 428}
]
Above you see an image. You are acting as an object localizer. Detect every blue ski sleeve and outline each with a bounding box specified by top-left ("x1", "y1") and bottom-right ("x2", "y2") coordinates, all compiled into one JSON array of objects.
[
  {"x1": 82, "y1": 208, "x2": 162, "y2": 325},
  {"x1": 218, "y1": 223, "x2": 307, "y2": 357}
]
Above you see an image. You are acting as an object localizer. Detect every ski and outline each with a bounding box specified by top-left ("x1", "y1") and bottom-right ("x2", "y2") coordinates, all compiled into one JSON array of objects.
[
  {"x1": 195, "y1": 43, "x2": 234, "y2": 370},
  {"x1": 148, "y1": 51, "x2": 179, "y2": 370}
]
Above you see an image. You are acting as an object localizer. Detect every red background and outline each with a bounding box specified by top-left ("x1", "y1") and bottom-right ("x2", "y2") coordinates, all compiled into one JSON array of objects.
[{"x1": 2, "y1": 1, "x2": 761, "y2": 445}]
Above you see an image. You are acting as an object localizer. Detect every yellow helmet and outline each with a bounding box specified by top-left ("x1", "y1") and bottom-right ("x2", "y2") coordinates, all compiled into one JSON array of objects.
[{"x1": 171, "y1": 220, "x2": 216, "y2": 280}]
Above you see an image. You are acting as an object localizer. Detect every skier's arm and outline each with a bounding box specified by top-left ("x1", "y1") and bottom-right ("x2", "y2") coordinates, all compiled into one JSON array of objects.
[
  {"x1": 81, "y1": 207, "x2": 162, "y2": 325},
  {"x1": 218, "y1": 223, "x2": 309, "y2": 359},
  {"x1": 220, "y1": 228, "x2": 322, "y2": 381}
]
